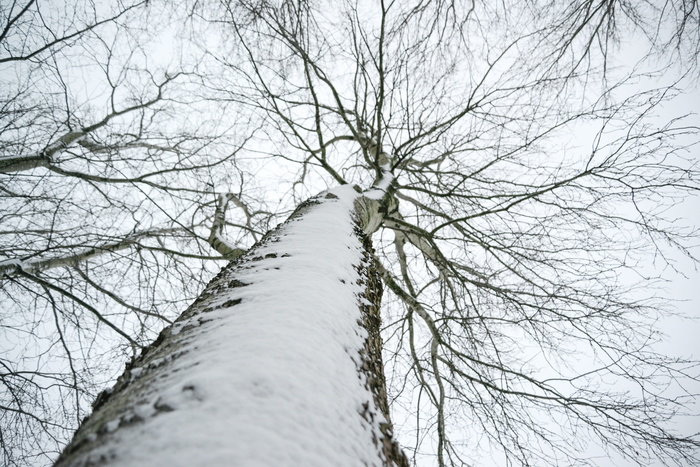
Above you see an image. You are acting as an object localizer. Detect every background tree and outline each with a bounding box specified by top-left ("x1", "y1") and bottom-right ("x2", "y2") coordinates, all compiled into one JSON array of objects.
[
  {"x1": 2, "y1": 0, "x2": 700, "y2": 466},
  {"x1": 0, "y1": 2, "x2": 265, "y2": 464}
]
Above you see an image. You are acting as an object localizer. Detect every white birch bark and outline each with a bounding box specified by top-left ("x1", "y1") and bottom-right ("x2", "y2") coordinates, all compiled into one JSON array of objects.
[{"x1": 54, "y1": 185, "x2": 406, "y2": 467}]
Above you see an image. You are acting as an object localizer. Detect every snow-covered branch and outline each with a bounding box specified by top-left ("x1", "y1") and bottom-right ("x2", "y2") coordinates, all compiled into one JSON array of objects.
[{"x1": 0, "y1": 227, "x2": 188, "y2": 277}]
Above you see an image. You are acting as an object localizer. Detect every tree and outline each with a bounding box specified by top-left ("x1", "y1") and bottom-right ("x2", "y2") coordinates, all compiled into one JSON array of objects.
[
  {"x1": 53, "y1": 182, "x2": 411, "y2": 466},
  {"x1": 2, "y1": 0, "x2": 700, "y2": 465},
  {"x1": 1, "y1": 1, "x2": 258, "y2": 464}
]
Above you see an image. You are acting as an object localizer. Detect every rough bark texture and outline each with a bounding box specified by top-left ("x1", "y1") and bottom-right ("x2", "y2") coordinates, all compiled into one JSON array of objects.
[
  {"x1": 355, "y1": 226, "x2": 411, "y2": 467},
  {"x1": 54, "y1": 191, "x2": 408, "y2": 467}
]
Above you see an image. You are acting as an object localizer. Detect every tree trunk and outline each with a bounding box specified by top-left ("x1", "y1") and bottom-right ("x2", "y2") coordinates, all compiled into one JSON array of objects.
[{"x1": 54, "y1": 185, "x2": 408, "y2": 467}]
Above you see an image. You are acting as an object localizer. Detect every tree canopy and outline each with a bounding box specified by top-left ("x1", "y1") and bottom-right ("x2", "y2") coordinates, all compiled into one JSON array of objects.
[{"x1": 1, "y1": 0, "x2": 699, "y2": 466}]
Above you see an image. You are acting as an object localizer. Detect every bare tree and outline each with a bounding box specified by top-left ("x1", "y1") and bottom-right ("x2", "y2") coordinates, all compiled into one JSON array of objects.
[
  {"x1": 3, "y1": 0, "x2": 700, "y2": 466},
  {"x1": 1, "y1": 2, "x2": 264, "y2": 464}
]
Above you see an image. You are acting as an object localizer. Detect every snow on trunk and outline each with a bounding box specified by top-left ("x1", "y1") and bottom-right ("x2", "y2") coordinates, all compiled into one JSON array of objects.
[{"x1": 54, "y1": 185, "x2": 407, "y2": 467}]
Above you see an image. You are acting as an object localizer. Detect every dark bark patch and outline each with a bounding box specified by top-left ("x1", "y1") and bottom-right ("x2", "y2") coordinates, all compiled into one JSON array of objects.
[
  {"x1": 153, "y1": 398, "x2": 175, "y2": 413},
  {"x1": 354, "y1": 225, "x2": 410, "y2": 467},
  {"x1": 220, "y1": 298, "x2": 242, "y2": 308},
  {"x1": 202, "y1": 298, "x2": 242, "y2": 313},
  {"x1": 121, "y1": 413, "x2": 145, "y2": 427},
  {"x1": 228, "y1": 279, "x2": 249, "y2": 288}
]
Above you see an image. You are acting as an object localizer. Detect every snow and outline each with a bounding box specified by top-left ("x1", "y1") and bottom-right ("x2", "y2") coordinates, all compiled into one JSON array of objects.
[
  {"x1": 72, "y1": 185, "x2": 389, "y2": 466},
  {"x1": 0, "y1": 258, "x2": 25, "y2": 268},
  {"x1": 364, "y1": 166, "x2": 394, "y2": 200}
]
